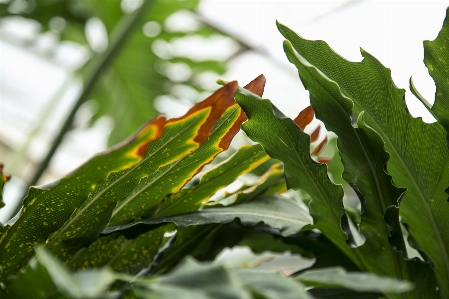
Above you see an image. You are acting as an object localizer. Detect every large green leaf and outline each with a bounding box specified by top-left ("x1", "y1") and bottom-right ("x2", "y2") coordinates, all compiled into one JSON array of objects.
[
  {"x1": 282, "y1": 39, "x2": 437, "y2": 298},
  {"x1": 105, "y1": 195, "x2": 312, "y2": 237},
  {"x1": 43, "y1": 82, "x2": 242, "y2": 261},
  {"x1": 278, "y1": 22, "x2": 449, "y2": 298},
  {"x1": 233, "y1": 87, "x2": 352, "y2": 258},
  {"x1": 297, "y1": 267, "x2": 413, "y2": 294},
  {"x1": 423, "y1": 8, "x2": 449, "y2": 133},
  {"x1": 0, "y1": 114, "x2": 166, "y2": 280}
]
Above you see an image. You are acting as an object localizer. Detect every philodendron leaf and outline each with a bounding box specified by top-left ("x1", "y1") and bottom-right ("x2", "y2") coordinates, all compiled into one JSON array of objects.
[
  {"x1": 44, "y1": 81, "x2": 241, "y2": 262},
  {"x1": 0, "y1": 114, "x2": 166, "y2": 280},
  {"x1": 282, "y1": 38, "x2": 437, "y2": 298},
  {"x1": 104, "y1": 195, "x2": 312, "y2": 237},
  {"x1": 278, "y1": 22, "x2": 449, "y2": 298},
  {"x1": 297, "y1": 267, "x2": 413, "y2": 294},
  {"x1": 423, "y1": 8, "x2": 449, "y2": 133},
  {"x1": 233, "y1": 87, "x2": 352, "y2": 258},
  {"x1": 0, "y1": 163, "x2": 10, "y2": 208}
]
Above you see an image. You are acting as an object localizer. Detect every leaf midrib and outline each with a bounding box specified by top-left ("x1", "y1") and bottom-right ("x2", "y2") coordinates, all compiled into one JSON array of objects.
[
  {"x1": 351, "y1": 97, "x2": 449, "y2": 284},
  {"x1": 252, "y1": 97, "x2": 344, "y2": 235}
]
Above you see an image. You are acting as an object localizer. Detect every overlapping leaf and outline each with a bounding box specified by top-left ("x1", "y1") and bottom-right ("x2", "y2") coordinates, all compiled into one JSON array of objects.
[
  {"x1": 3, "y1": 248, "x2": 316, "y2": 299},
  {"x1": 104, "y1": 195, "x2": 312, "y2": 237},
  {"x1": 282, "y1": 38, "x2": 437, "y2": 297},
  {"x1": 69, "y1": 144, "x2": 271, "y2": 274},
  {"x1": 44, "y1": 81, "x2": 241, "y2": 261},
  {"x1": 0, "y1": 115, "x2": 166, "y2": 280},
  {"x1": 278, "y1": 22, "x2": 449, "y2": 298},
  {"x1": 233, "y1": 87, "x2": 352, "y2": 258},
  {"x1": 155, "y1": 144, "x2": 270, "y2": 217}
]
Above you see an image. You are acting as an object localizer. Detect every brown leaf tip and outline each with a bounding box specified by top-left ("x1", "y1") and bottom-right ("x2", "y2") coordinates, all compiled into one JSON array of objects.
[
  {"x1": 244, "y1": 74, "x2": 266, "y2": 97},
  {"x1": 294, "y1": 106, "x2": 315, "y2": 130},
  {"x1": 311, "y1": 135, "x2": 328, "y2": 156},
  {"x1": 310, "y1": 125, "x2": 321, "y2": 143}
]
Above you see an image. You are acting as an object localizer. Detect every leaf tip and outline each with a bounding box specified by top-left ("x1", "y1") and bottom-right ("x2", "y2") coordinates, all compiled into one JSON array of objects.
[{"x1": 294, "y1": 106, "x2": 315, "y2": 130}]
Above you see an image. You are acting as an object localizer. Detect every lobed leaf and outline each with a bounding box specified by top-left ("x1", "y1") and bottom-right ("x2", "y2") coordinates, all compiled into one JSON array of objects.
[
  {"x1": 278, "y1": 21, "x2": 449, "y2": 298},
  {"x1": 233, "y1": 86, "x2": 352, "y2": 258},
  {"x1": 282, "y1": 37, "x2": 437, "y2": 297}
]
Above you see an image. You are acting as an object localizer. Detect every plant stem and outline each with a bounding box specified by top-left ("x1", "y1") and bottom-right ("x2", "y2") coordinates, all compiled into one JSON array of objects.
[
  {"x1": 10, "y1": 0, "x2": 154, "y2": 219},
  {"x1": 6, "y1": 74, "x2": 74, "y2": 176}
]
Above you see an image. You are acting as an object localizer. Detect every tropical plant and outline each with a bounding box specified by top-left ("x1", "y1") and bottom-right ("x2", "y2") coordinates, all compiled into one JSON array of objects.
[
  {"x1": 1, "y1": 5, "x2": 449, "y2": 299},
  {"x1": 0, "y1": 0, "x2": 242, "y2": 199}
]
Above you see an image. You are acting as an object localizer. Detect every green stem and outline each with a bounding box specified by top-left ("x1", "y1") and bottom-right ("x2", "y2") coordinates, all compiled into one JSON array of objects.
[
  {"x1": 6, "y1": 74, "x2": 74, "y2": 176},
  {"x1": 10, "y1": 0, "x2": 154, "y2": 219}
]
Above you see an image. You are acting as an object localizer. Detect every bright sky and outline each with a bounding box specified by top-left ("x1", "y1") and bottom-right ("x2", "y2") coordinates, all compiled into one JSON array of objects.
[{"x1": 0, "y1": 0, "x2": 448, "y2": 221}]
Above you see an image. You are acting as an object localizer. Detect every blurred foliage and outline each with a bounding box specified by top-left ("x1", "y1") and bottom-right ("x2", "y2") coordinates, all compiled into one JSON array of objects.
[{"x1": 0, "y1": 0, "x2": 236, "y2": 145}]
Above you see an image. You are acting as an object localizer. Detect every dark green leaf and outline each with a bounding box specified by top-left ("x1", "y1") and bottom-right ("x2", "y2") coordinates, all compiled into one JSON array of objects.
[
  {"x1": 233, "y1": 86, "x2": 352, "y2": 258},
  {"x1": 278, "y1": 22, "x2": 449, "y2": 297},
  {"x1": 282, "y1": 35, "x2": 437, "y2": 298}
]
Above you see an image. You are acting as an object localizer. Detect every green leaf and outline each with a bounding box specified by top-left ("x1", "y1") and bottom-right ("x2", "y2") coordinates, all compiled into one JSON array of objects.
[
  {"x1": 282, "y1": 37, "x2": 437, "y2": 297},
  {"x1": 236, "y1": 270, "x2": 313, "y2": 299},
  {"x1": 155, "y1": 144, "x2": 270, "y2": 217},
  {"x1": 149, "y1": 225, "x2": 218, "y2": 275},
  {"x1": 43, "y1": 82, "x2": 241, "y2": 262},
  {"x1": 0, "y1": 115, "x2": 166, "y2": 280},
  {"x1": 0, "y1": 259, "x2": 57, "y2": 299},
  {"x1": 211, "y1": 162, "x2": 285, "y2": 207},
  {"x1": 233, "y1": 87, "x2": 352, "y2": 257},
  {"x1": 35, "y1": 247, "x2": 117, "y2": 299},
  {"x1": 423, "y1": 8, "x2": 449, "y2": 133},
  {"x1": 154, "y1": 258, "x2": 246, "y2": 299},
  {"x1": 308, "y1": 288, "x2": 383, "y2": 299},
  {"x1": 297, "y1": 267, "x2": 414, "y2": 294},
  {"x1": 105, "y1": 196, "x2": 312, "y2": 237},
  {"x1": 69, "y1": 224, "x2": 173, "y2": 275},
  {"x1": 278, "y1": 22, "x2": 449, "y2": 298}
]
